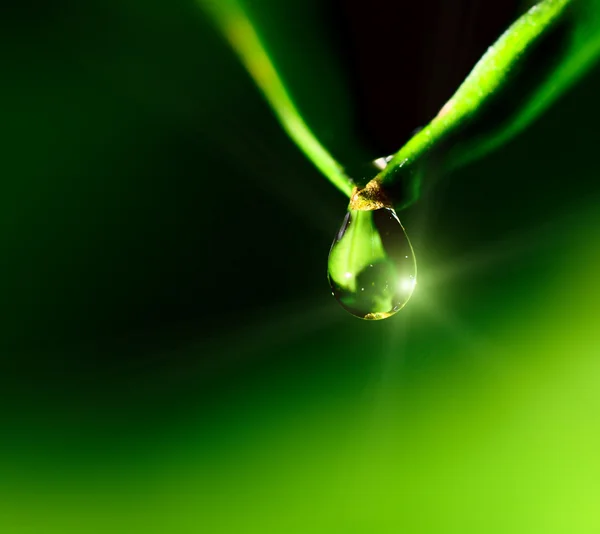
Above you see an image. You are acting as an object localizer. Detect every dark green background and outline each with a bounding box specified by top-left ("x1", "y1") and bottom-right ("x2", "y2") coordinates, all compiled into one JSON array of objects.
[{"x1": 1, "y1": 1, "x2": 600, "y2": 532}]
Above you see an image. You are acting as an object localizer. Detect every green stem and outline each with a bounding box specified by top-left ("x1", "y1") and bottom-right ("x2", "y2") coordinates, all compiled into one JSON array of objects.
[
  {"x1": 201, "y1": 0, "x2": 600, "y2": 210},
  {"x1": 374, "y1": 0, "x2": 580, "y2": 208},
  {"x1": 198, "y1": 0, "x2": 354, "y2": 197}
]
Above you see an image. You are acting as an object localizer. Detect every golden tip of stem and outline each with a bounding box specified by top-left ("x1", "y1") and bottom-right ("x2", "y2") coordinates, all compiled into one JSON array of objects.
[{"x1": 349, "y1": 179, "x2": 392, "y2": 211}]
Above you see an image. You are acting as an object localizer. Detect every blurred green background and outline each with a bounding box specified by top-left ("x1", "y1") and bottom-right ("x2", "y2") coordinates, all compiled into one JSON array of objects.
[{"x1": 1, "y1": 1, "x2": 600, "y2": 532}]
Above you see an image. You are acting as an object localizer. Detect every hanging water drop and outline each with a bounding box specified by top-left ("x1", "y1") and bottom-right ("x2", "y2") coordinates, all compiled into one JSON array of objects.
[{"x1": 328, "y1": 207, "x2": 416, "y2": 320}]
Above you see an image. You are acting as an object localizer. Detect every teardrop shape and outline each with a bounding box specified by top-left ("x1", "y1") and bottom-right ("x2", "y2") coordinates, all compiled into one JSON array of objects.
[{"x1": 327, "y1": 208, "x2": 416, "y2": 320}]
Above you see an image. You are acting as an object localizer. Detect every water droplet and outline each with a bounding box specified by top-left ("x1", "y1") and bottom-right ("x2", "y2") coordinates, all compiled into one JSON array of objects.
[{"x1": 328, "y1": 207, "x2": 416, "y2": 320}]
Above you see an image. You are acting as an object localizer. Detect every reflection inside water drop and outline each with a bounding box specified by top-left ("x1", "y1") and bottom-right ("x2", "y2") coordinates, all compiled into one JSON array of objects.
[{"x1": 327, "y1": 207, "x2": 416, "y2": 320}]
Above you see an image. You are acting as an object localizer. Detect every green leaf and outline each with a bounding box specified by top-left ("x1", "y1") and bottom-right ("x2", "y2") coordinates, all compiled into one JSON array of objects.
[
  {"x1": 200, "y1": 0, "x2": 600, "y2": 209},
  {"x1": 197, "y1": 0, "x2": 355, "y2": 197},
  {"x1": 375, "y1": 0, "x2": 600, "y2": 209}
]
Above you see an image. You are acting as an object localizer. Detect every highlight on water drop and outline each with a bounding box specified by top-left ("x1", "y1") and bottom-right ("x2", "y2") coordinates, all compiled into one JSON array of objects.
[{"x1": 327, "y1": 206, "x2": 416, "y2": 320}]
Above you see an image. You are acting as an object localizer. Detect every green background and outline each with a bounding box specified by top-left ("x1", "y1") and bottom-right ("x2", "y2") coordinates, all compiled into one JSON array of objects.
[{"x1": 2, "y1": 1, "x2": 600, "y2": 532}]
